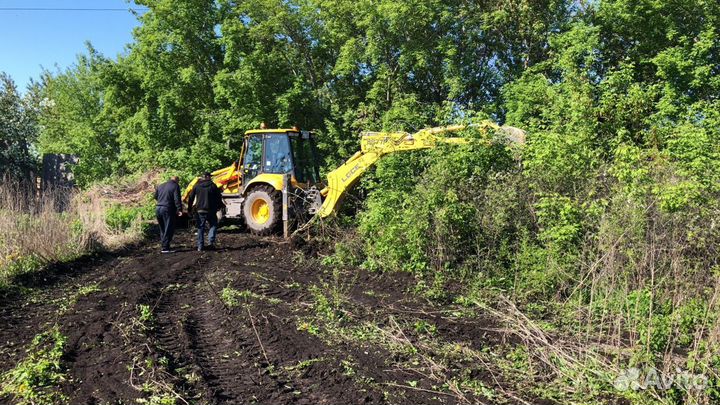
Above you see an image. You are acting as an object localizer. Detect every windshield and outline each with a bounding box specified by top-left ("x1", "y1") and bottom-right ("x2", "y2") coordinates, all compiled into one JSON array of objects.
[{"x1": 263, "y1": 134, "x2": 292, "y2": 174}]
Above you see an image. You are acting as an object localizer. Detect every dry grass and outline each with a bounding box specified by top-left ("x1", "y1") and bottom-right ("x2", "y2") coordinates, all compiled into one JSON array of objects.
[
  {"x1": 0, "y1": 171, "x2": 160, "y2": 288},
  {"x1": 484, "y1": 194, "x2": 720, "y2": 403},
  {"x1": 0, "y1": 182, "x2": 83, "y2": 280}
]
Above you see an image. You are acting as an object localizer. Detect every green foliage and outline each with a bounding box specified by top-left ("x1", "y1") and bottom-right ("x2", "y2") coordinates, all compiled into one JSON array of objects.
[
  {"x1": 138, "y1": 304, "x2": 154, "y2": 325},
  {"x1": 0, "y1": 255, "x2": 43, "y2": 290},
  {"x1": 0, "y1": 73, "x2": 38, "y2": 179},
  {"x1": 34, "y1": 0, "x2": 573, "y2": 182},
  {"x1": 334, "y1": 6, "x2": 720, "y2": 403},
  {"x1": 105, "y1": 198, "x2": 155, "y2": 232},
  {"x1": 37, "y1": 48, "x2": 119, "y2": 186},
  {"x1": 0, "y1": 327, "x2": 67, "y2": 405},
  {"x1": 220, "y1": 286, "x2": 246, "y2": 307},
  {"x1": 413, "y1": 320, "x2": 437, "y2": 335},
  {"x1": 309, "y1": 277, "x2": 348, "y2": 323},
  {"x1": 105, "y1": 204, "x2": 139, "y2": 231},
  {"x1": 358, "y1": 134, "x2": 516, "y2": 276}
]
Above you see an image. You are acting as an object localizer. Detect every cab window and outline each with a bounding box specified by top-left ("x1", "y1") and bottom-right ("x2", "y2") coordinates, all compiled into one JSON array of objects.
[
  {"x1": 263, "y1": 134, "x2": 292, "y2": 174},
  {"x1": 243, "y1": 134, "x2": 263, "y2": 180}
]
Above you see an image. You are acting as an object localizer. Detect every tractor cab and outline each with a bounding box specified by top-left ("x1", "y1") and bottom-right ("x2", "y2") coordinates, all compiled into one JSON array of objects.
[{"x1": 240, "y1": 128, "x2": 322, "y2": 189}]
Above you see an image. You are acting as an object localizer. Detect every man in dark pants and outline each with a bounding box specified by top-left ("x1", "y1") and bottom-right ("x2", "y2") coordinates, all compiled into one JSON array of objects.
[
  {"x1": 153, "y1": 176, "x2": 182, "y2": 253},
  {"x1": 187, "y1": 172, "x2": 223, "y2": 251}
]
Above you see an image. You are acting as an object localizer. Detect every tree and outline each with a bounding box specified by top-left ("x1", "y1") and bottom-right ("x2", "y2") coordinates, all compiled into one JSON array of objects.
[
  {"x1": 37, "y1": 48, "x2": 120, "y2": 186},
  {"x1": 0, "y1": 73, "x2": 38, "y2": 180}
]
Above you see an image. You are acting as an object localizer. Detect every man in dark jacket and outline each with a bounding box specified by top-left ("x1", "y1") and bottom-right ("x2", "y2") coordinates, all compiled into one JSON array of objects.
[
  {"x1": 154, "y1": 176, "x2": 182, "y2": 253},
  {"x1": 187, "y1": 172, "x2": 223, "y2": 251}
]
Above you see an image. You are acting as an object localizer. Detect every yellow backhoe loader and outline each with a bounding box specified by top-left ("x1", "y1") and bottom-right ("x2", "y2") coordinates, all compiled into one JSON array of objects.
[{"x1": 182, "y1": 121, "x2": 524, "y2": 234}]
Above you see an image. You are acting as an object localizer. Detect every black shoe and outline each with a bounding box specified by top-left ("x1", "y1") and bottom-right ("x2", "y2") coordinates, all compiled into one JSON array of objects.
[{"x1": 205, "y1": 244, "x2": 216, "y2": 251}]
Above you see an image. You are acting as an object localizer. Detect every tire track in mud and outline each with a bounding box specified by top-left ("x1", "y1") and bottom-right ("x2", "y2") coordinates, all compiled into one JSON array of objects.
[
  {"x1": 184, "y1": 291, "x2": 294, "y2": 403},
  {"x1": 199, "y1": 248, "x2": 400, "y2": 404},
  {"x1": 182, "y1": 241, "x2": 505, "y2": 405},
  {"x1": 58, "y1": 245, "x2": 208, "y2": 404},
  {"x1": 1, "y1": 232, "x2": 524, "y2": 405},
  {"x1": 147, "y1": 243, "x2": 305, "y2": 404},
  {"x1": 150, "y1": 241, "x2": 391, "y2": 405},
  {"x1": 214, "y1": 243, "x2": 512, "y2": 405}
]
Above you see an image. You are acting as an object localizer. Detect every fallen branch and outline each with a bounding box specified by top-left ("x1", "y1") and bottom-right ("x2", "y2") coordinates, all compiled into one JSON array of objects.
[
  {"x1": 383, "y1": 382, "x2": 458, "y2": 397},
  {"x1": 247, "y1": 307, "x2": 270, "y2": 365}
]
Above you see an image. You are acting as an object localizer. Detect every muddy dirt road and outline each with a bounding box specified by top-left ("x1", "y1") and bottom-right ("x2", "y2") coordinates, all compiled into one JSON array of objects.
[{"x1": 0, "y1": 230, "x2": 533, "y2": 405}]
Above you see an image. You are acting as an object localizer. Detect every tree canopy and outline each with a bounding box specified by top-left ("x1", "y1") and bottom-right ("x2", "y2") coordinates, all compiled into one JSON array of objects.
[
  {"x1": 32, "y1": 0, "x2": 580, "y2": 183},
  {"x1": 30, "y1": 0, "x2": 718, "y2": 187},
  {"x1": 0, "y1": 74, "x2": 38, "y2": 179}
]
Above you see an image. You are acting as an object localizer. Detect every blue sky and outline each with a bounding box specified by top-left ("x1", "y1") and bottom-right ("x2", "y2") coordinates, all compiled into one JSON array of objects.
[{"x1": 0, "y1": 0, "x2": 145, "y2": 91}]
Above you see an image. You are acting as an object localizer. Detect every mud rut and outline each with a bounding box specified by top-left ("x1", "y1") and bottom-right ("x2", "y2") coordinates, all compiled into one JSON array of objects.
[{"x1": 0, "y1": 231, "x2": 522, "y2": 405}]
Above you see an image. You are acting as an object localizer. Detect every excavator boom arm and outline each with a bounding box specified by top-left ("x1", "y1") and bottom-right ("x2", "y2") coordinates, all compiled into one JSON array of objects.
[{"x1": 317, "y1": 121, "x2": 520, "y2": 217}]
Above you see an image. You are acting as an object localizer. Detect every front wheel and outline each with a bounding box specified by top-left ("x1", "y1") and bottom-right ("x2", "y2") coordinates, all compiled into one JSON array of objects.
[{"x1": 243, "y1": 185, "x2": 281, "y2": 235}]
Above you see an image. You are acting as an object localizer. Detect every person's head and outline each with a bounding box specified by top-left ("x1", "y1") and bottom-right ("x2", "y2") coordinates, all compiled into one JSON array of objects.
[
  {"x1": 170, "y1": 176, "x2": 179, "y2": 183},
  {"x1": 203, "y1": 172, "x2": 212, "y2": 181}
]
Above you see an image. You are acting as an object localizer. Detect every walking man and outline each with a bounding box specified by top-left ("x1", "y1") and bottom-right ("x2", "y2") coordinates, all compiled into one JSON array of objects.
[
  {"x1": 187, "y1": 172, "x2": 223, "y2": 251},
  {"x1": 154, "y1": 176, "x2": 183, "y2": 253}
]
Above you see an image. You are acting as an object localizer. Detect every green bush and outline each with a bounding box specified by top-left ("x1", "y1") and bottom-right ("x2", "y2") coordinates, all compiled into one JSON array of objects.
[
  {"x1": 357, "y1": 130, "x2": 518, "y2": 277},
  {"x1": 105, "y1": 204, "x2": 139, "y2": 231},
  {"x1": 104, "y1": 198, "x2": 155, "y2": 232},
  {"x1": 0, "y1": 255, "x2": 43, "y2": 289}
]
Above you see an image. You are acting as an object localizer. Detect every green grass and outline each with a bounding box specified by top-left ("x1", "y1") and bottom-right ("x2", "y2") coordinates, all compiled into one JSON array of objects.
[
  {"x1": 138, "y1": 304, "x2": 154, "y2": 326},
  {"x1": 0, "y1": 255, "x2": 43, "y2": 290},
  {"x1": 105, "y1": 200, "x2": 155, "y2": 232},
  {"x1": 0, "y1": 326, "x2": 68, "y2": 405}
]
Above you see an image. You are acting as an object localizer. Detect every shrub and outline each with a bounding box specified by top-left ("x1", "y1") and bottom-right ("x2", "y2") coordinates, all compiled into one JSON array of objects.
[
  {"x1": 357, "y1": 129, "x2": 517, "y2": 276},
  {"x1": 0, "y1": 327, "x2": 67, "y2": 405},
  {"x1": 105, "y1": 204, "x2": 139, "y2": 231}
]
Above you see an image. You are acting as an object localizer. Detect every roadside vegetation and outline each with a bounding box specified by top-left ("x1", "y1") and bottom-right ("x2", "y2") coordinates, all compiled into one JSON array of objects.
[
  {"x1": 0, "y1": 173, "x2": 158, "y2": 291},
  {"x1": 0, "y1": 182, "x2": 84, "y2": 289},
  {"x1": 0, "y1": 326, "x2": 67, "y2": 405},
  {"x1": 0, "y1": 0, "x2": 718, "y2": 403},
  {"x1": 332, "y1": 4, "x2": 720, "y2": 402}
]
